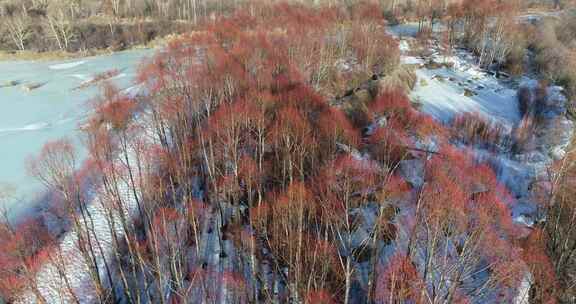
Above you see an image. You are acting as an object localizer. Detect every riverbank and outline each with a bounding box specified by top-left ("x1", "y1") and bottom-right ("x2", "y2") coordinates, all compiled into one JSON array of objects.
[
  {"x1": 0, "y1": 31, "x2": 178, "y2": 62},
  {"x1": 0, "y1": 48, "x2": 137, "y2": 62},
  {"x1": 0, "y1": 48, "x2": 154, "y2": 222}
]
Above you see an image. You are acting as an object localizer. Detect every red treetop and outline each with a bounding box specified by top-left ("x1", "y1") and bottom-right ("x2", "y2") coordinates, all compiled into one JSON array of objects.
[
  {"x1": 305, "y1": 290, "x2": 334, "y2": 304},
  {"x1": 376, "y1": 253, "x2": 423, "y2": 304}
]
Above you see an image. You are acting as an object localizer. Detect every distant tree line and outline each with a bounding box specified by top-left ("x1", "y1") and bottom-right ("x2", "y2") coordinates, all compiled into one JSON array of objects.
[
  {"x1": 0, "y1": 0, "x2": 399, "y2": 53},
  {"x1": 0, "y1": 0, "x2": 263, "y2": 52}
]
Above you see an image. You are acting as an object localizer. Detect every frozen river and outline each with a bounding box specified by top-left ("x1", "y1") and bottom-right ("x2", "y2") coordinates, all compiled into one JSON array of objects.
[{"x1": 0, "y1": 49, "x2": 153, "y2": 217}]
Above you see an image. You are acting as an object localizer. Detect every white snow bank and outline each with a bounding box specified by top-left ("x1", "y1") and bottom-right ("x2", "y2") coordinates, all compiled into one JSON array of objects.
[
  {"x1": 49, "y1": 61, "x2": 86, "y2": 70},
  {"x1": 401, "y1": 56, "x2": 425, "y2": 65},
  {"x1": 0, "y1": 122, "x2": 52, "y2": 135},
  {"x1": 411, "y1": 67, "x2": 520, "y2": 131}
]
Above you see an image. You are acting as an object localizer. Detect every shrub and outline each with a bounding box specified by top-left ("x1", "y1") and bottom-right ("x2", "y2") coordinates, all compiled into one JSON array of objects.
[
  {"x1": 367, "y1": 122, "x2": 412, "y2": 166},
  {"x1": 512, "y1": 116, "x2": 536, "y2": 153},
  {"x1": 450, "y1": 112, "x2": 508, "y2": 150},
  {"x1": 369, "y1": 87, "x2": 414, "y2": 121},
  {"x1": 375, "y1": 253, "x2": 423, "y2": 303},
  {"x1": 0, "y1": 217, "x2": 54, "y2": 301},
  {"x1": 517, "y1": 86, "x2": 533, "y2": 117},
  {"x1": 378, "y1": 65, "x2": 417, "y2": 93}
]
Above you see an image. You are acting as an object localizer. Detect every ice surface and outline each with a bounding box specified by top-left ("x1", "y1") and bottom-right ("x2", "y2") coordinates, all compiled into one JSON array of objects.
[{"x1": 0, "y1": 49, "x2": 153, "y2": 217}]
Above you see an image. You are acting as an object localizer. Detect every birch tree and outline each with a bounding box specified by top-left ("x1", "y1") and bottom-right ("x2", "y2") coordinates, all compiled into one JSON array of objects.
[
  {"x1": 4, "y1": 13, "x2": 31, "y2": 51},
  {"x1": 45, "y1": 3, "x2": 76, "y2": 51}
]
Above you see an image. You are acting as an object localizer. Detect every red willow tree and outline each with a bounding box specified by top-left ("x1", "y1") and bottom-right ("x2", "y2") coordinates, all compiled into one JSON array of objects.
[
  {"x1": 366, "y1": 87, "x2": 446, "y2": 166},
  {"x1": 11, "y1": 2, "x2": 403, "y2": 303},
  {"x1": 527, "y1": 151, "x2": 576, "y2": 301},
  {"x1": 4, "y1": 1, "x2": 542, "y2": 303},
  {"x1": 385, "y1": 145, "x2": 525, "y2": 303},
  {"x1": 0, "y1": 217, "x2": 54, "y2": 303},
  {"x1": 375, "y1": 252, "x2": 423, "y2": 304},
  {"x1": 315, "y1": 155, "x2": 380, "y2": 304},
  {"x1": 14, "y1": 3, "x2": 534, "y2": 303},
  {"x1": 27, "y1": 138, "x2": 113, "y2": 302},
  {"x1": 443, "y1": 0, "x2": 521, "y2": 70}
]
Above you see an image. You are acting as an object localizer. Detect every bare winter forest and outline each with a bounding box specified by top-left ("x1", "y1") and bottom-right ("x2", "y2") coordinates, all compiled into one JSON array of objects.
[{"x1": 1, "y1": 0, "x2": 576, "y2": 303}]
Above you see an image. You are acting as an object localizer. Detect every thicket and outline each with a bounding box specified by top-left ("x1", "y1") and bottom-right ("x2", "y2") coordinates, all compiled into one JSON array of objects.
[
  {"x1": 0, "y1": 1, "x2": 568, "y2": 304},
  {"x1": 0, "y1": 2, "x2": 399, "y2": 303},
  {"x1": 531, "y1": 10, "x2": 576, "y2": 103},
  {"x1": 539, "y1": 152, "x2": 576, "y2": 302},
  {"x1": 0, "y1": 0, "x2": 242, "y2": 53},
  {"x1": 0, "y1": 0, "x2": 393, "y2": 54}
]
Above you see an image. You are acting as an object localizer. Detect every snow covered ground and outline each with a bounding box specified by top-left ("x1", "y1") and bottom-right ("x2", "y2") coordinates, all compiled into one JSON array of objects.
[
  {"x1": 14, "y1": 118, "x2": 152, "y2": 303},
  {"x1": 387, "y1": 22, "x2": 574, "y2": 303},
  {"x1": 413, "y1": 66, "x2": 520, "y2": 130},
  {"x1": 391, "y1": 25, "x2": 574, "y2": 227},
  {"x1": 19, "y1": 183, "x2": 139, "y2": 303}
]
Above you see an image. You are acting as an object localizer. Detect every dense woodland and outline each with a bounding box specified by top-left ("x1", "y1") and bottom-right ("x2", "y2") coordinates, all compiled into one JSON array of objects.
[
  {"x1": 0, "y1": 0, "x2": 576, "y2": 304},
  {"x1": 0, "y1": 0, "x2": 572, "y2": 52}
]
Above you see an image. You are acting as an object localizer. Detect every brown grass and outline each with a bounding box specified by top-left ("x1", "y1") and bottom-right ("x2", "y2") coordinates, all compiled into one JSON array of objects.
[
  {"x1": 451, "y1": 112, "x2": 508, "y2": 150},
  {"x1": 0, "y1": 31, "x2": 176, "y2": 62}
]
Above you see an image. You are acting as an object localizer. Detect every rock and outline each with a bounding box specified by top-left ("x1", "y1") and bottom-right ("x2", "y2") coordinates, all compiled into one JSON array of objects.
[
  {"x1": 425, "y1": 61, "x2": 442, "y2": 69},
  {"x1": 463, "y1": 88, "x2": 476, "y2": 97},
  {"x1": 0, "y1": 80, "x2": 19, "y2": 88},
  {"x1": 22, "y1": 82, "x2": 45, "y2": 91},
  {"x1": 431, "y1": 74, "x2": 445, "y2": 82}
]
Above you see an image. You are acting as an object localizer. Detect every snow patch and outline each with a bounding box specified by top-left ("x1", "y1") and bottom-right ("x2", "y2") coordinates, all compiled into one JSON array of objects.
[
  {"x1": 49, "y1": 61, "x2": 86, "y2": 70},
  {"x1": 398, "y1": 159, "x2": 424, "y2": 188},
  {"x1": 412, "y1": 66, "x2": 520, "y2": 131},
  {"x1": 0, "y1": 122, "x2": 52, "y2": 135}
]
